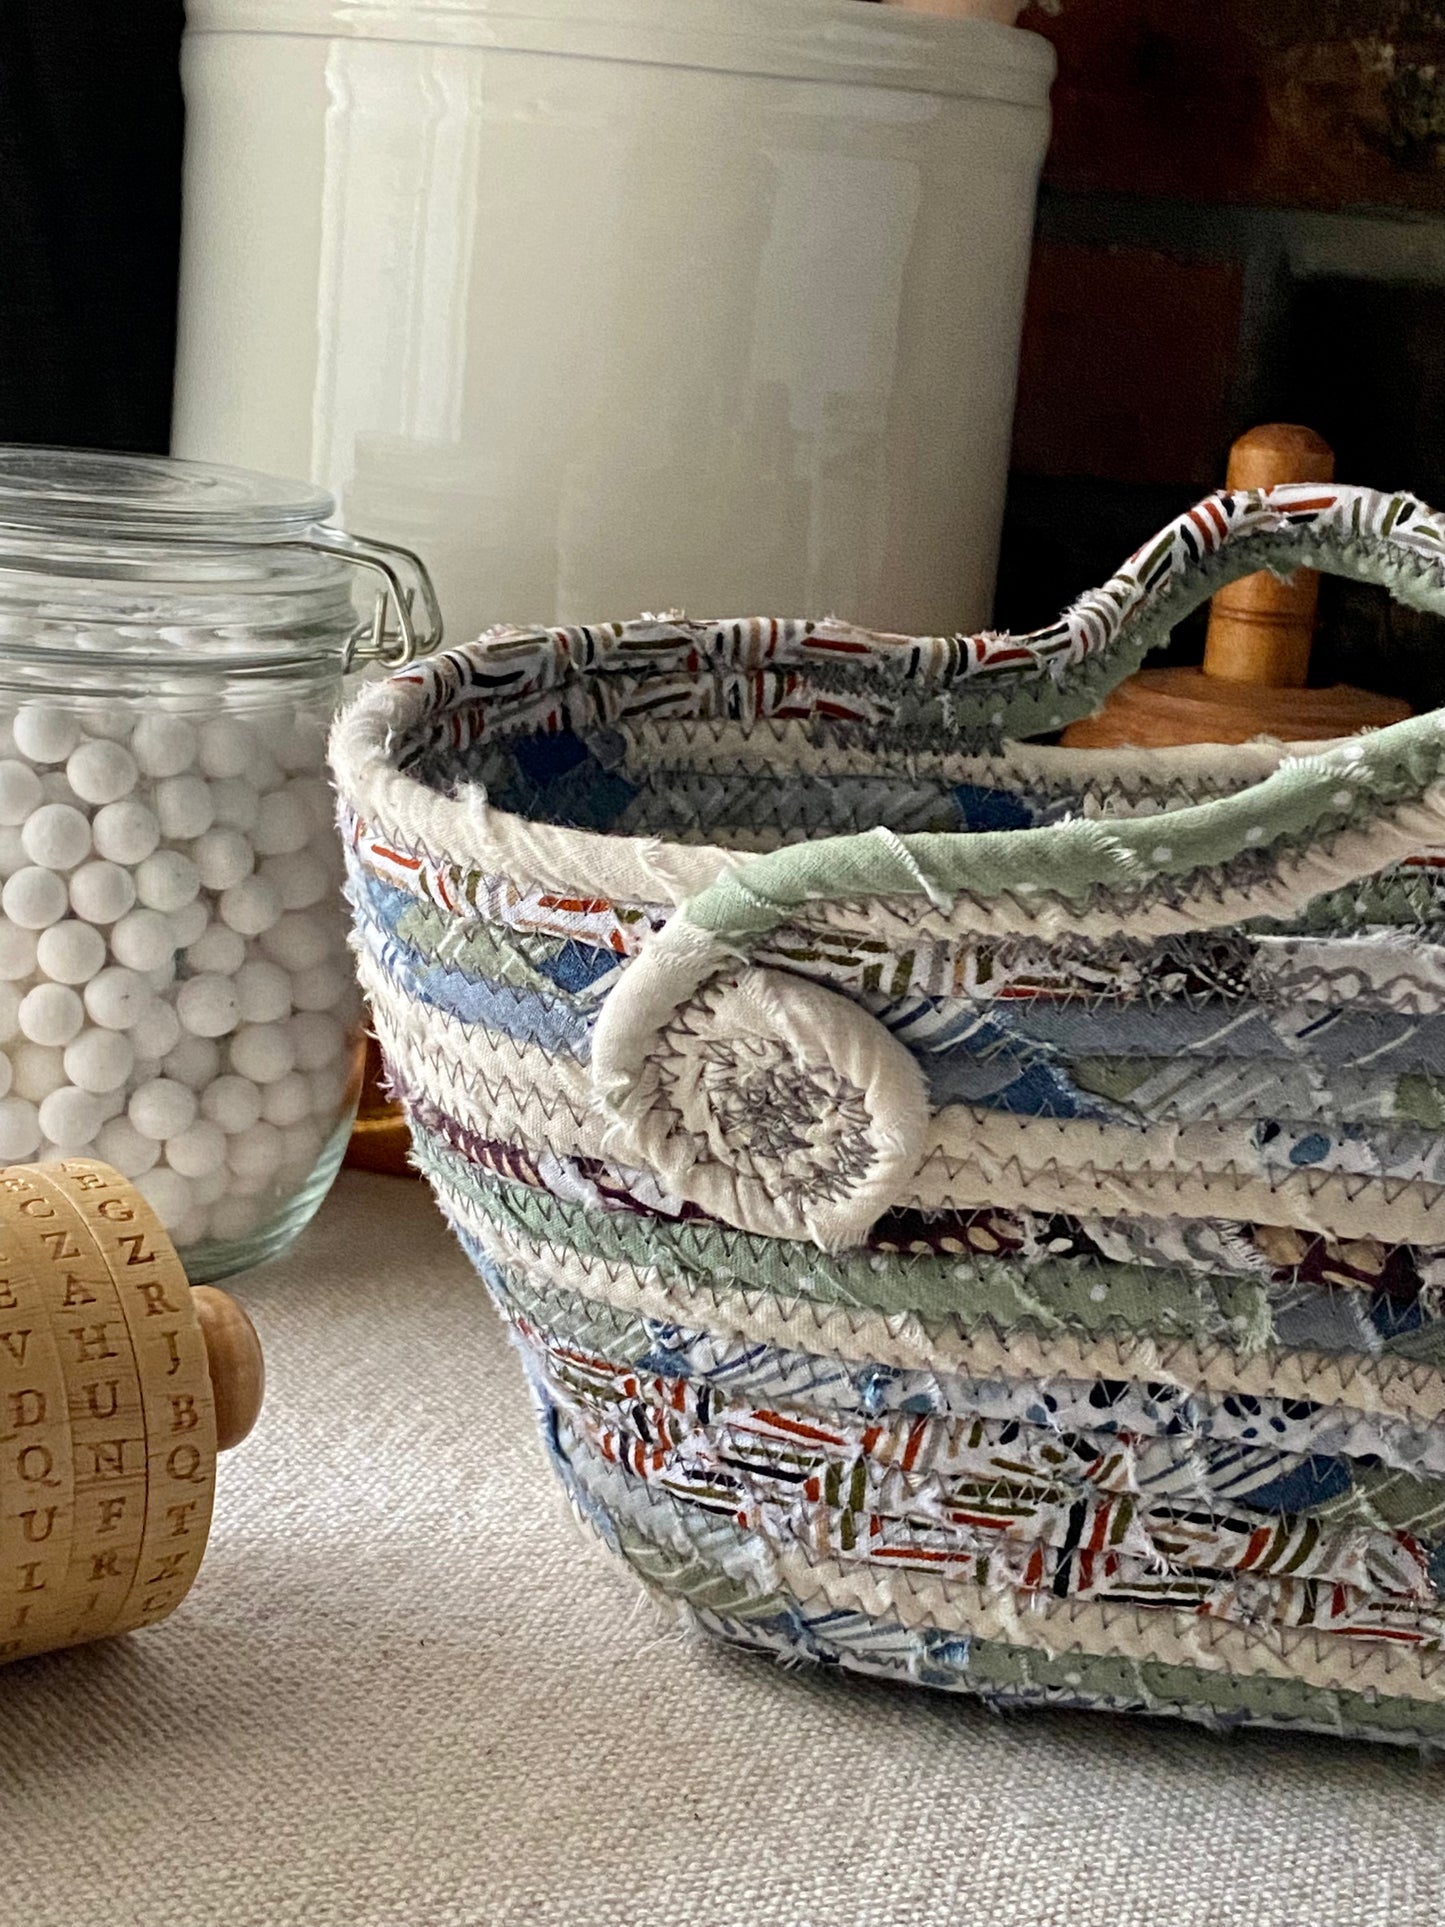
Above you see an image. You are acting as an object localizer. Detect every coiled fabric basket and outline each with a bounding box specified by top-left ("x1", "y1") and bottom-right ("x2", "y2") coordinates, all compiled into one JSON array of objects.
[{"x1": 333, "y1": 483, "x2": 1445, "y2": 1748}]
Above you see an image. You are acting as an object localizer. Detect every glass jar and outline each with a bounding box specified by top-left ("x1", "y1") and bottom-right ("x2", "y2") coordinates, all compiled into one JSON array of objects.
[{"x1": 0, "y1": 445, "x2": 440, "y2": 1281}]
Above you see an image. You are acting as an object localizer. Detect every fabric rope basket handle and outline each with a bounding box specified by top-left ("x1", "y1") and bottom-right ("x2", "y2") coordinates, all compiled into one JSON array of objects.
[{"x1": 588, "y1": 482, "x2": 1445, "y2": 1250}]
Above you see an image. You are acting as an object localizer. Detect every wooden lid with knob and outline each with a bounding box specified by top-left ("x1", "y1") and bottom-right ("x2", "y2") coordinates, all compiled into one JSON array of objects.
[{"x1": 1061, "y1": 424, "x2": 1413, "y2": 749}]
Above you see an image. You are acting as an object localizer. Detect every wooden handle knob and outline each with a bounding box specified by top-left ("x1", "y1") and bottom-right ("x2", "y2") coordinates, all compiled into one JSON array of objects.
[
  {"x1": 1203, "y1": 423, "x2": 1335, "y2": 688},
  {"x1": 192, "y1": 1286, "x2": 265, "y2": 1451}
]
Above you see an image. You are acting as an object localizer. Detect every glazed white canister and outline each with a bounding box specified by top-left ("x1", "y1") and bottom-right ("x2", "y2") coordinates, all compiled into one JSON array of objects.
[{"x1": 174, "y1": 0, "x2": 1053, "y2": 637}]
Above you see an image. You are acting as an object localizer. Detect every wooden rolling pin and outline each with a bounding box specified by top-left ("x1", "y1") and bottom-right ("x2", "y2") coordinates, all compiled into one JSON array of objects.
[
  {"x1": 1062, "y1": 424, "x2": 1413, "y2": 749},
  {"x1": 0, "y1": 1159, "x2": 263, "y2": 1664}
]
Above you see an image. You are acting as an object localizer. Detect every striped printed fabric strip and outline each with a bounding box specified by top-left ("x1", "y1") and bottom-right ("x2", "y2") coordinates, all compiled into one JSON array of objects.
[{"x1": 331, "y1": 479, "x2": 1445, "y2": 1747}]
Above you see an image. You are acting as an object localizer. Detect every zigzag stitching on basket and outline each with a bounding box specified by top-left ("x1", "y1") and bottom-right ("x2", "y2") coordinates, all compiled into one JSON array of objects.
[
  {"x1": 343, "y1": 775, "x2": 1445, "y2": 949},
  {"x1": 541, "y1": 1346, "x2": 1435, "y2": 1603},
  {"x1": 427, "y1": 1125, "x2": 1445, "y2": 1379},
  {"x1": 761, "y1": 925, "x2": 1445, "y2": 1019},
  {"x1": 347, "y1": 511, "x2": 1445, "y2": 746},
  {"x1": 613, "y1": 717, "x2": 1302, "y2": 802},
  {"x1": 345, "y1": 823, "x2": 1445, "y2": 960},
  {"x1": 332, "y1": 499, "x2": 1445, "y2": 935},
  {"x1": 368, "y1": 977, "x2": 1445, "y2": 1246},
  {"x1": 368, "y1": 898, "x2": 613, "y2": 1008},
  {"x1": 415, "y1": 1128, "x2": 1288, "y2": 1346},
  {"x1": 350, "y1": 811, "x2": 1440, "y2": 948},
  {"x1": 583, "y1": 1487, "x2": 1445, "y2": 1742},
  {"x1": 568, "y1": 1442, "x2": 1445, "y2": 1698},
  {"x1": 441, "y1": 1176, "x2": 1445, "y2": 1425},
  {"x1": 489, "y1": 1258, "x2": 1445, "y2": 1484},
  {"x1": 371, "y1": 910, "x2": 1445, "y2": 1062},
  {"x1": 561, "y1": 1422, "x2": 1445, "y2": 1698},
  {"x1": 541, "y1": 1331, "x2": 1441, "y2": 1556},
  {"x1": 785, "y1": 806, "x2": 1445, "y2": 945},
  {"x1": 359, "y1": 939, "x2": 590, "y2": 1055},
  {"x1": 676, "y1": 1598, "x2": 1445, "y2": 1744}
]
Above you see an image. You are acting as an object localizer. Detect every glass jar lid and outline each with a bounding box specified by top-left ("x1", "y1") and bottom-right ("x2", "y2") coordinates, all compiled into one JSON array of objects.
[
  {"x1": 0, "y1": 446, "x2": 442, "y2": 667},
  {"x1": 0, "y1": 445, "x2": 336, "y2": 543}
]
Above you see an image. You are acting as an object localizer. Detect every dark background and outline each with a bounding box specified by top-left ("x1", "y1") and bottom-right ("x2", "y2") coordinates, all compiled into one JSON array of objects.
[
  {"x1": 6, "y1": 1, "x2": 1445, "y2": 701},
  {"x1": 1001, "y1": 0, "x2": 1445, "y2": 705},
  {"x1": 0, "y1": 1, "x2": 183, "y2": 456}
]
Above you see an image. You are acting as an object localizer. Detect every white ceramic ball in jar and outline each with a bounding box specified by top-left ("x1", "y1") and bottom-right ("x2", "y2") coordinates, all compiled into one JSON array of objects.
[{"x1": 0, "y1": 446, "x2": 439, "y2": 1280}]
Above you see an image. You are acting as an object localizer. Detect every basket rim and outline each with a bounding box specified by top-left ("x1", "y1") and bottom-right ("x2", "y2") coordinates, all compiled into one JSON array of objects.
[{"x1": 328, "y1": 622, "x2": 1358, "y2": 914}]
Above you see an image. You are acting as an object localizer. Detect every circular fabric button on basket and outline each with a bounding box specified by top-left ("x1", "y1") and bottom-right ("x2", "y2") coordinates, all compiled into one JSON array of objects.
[{"x1": 599, "y1": 965, "x2": 930, "y2": 1250}]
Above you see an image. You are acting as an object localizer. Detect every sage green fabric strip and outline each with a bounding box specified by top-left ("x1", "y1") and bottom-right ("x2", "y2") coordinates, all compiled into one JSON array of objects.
[
  {"x1": 412, "y1": 1127, "x2": 1276, "y2": 1352},
  {"x1": 681, "y1": 713, "x2": 1445, "y2": 946}
]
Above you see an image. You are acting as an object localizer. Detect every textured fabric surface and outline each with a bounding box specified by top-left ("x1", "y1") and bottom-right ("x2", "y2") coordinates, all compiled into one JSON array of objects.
[{"x1": 2, "y1": 1171, "x2": 1444, "y2": 1927}]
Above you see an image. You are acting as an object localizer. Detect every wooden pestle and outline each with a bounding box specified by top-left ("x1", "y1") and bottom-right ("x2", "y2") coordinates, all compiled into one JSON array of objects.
[{"x1": 1062, "y1": 424, "x2": 1412, "y2": 749}]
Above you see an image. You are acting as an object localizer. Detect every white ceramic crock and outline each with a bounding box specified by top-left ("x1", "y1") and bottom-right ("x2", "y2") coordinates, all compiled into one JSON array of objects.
[{"x1": 174, "y1": 0, "x2": 1053, "y2": 637}]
